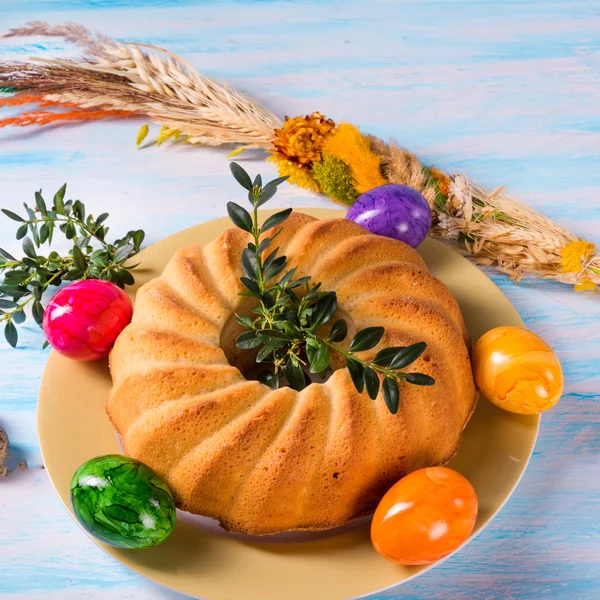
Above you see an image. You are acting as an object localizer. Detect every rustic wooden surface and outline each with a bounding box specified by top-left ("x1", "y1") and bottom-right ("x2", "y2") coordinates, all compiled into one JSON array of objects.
[{"x1": 1, "y1": 1, "x2": 599, "y2": 599}]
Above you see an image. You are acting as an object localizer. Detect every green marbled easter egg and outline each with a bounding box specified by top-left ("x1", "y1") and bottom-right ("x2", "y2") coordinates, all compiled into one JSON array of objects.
[{"x1": 70, "y1": 454, "x2": 176, "y2": 549}]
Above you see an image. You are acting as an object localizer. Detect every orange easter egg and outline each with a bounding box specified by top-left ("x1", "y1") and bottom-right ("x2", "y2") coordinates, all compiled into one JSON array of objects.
[
  {"x1": 371, "y1": 467, "x2": 478, "y2": 565},
  {"x1": 472, "y1": 326, "x2": 563, "y2": 414}
]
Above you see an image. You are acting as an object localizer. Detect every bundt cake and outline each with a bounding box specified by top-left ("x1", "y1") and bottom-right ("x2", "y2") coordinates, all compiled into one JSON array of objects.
[{"x1": 107, "y1": 213, "x2": 477, "y2": 535}]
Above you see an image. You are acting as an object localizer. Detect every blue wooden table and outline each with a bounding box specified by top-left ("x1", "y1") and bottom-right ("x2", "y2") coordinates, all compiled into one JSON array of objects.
[{"x1": 1, "y1": 1, "x2": 599, "y2": 599}]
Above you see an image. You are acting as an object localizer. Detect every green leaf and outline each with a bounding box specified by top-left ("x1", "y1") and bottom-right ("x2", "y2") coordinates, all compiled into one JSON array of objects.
[
  {"x1": 35, "y1": 191, "x2": 48, "y2": 216},
  {"x1": 227, "y1": 202, "x2": 253, "y2": 233},
  {"x1": 0, "y1": 248, "x2": 16, "y2": 261},
  {"x1": 278, "y1": 267, "x2": 297, "y2": 288},
  {"x1": 262, "y1": 248, "x2": 279, "y2": 270},
  {"x1": 4, "y1": 320, "x2": 17, "y2": 348},
  {"x1": 240, "y1": 276, "x2": 260, "y2": 293},
  {"x1": 286, "y1": 276, "x2": 311, "y2": 289},
  {"x1": 47, "y1": 220, "x2": 54, "y2": 245},
  {"x1": 42, "y1": 340, "x2": 50, "y2": 350},
  {"x1": 256, "y1": 185, "x2": 278, "y2": 207},
  {"x1": 256, "y1": 344, "x2": 277, "y2": 363},
  {"x1": 73, "y1": 200, "x2": 85, "y2": 222},
  {"x1": 346, "y1": 358, "x2": 364, "y2": 393},
  {"x1": 235, "y1": 315, "x2": 254, "y2": 328},
  {"x1": 262, "y1": 208, "x2": 293, "y2": 232},
  {"x1": 114, "y1": 244, "x2": 134, "y2": 263},
  {"x1": 382, "y1": 377, "x2": 400, "y2": 414},
  {"x1": 309, "y1": 291, "x2": 337, "y2": 329},
  {"x1": 17, "y1": 223, "x2": 29, "y2": 240},
  {"x1": 116, "y1": 268, "x2": 135, "y2": 286},
  {"x1": 22, "y1": 237, "x2": 36, "y2": 258},
  {"x1": 132, "y1": 230, "x2": 145, "y2": 249},
  {"x1": 349, "y1": 327, "x2": 385, "y2": 352},
  {"x1": 230, "y1": 162, "x2": 253, "y2": 191},
  {"x1": 405, "y1": 372, "x2": 436, "y2": 386},
  {"x1": 285, "y1": 359, "x2": 306, "y2": 391},
  {"x1": 283, "y1": 321, "x2": 303, "y2": 338},
  {"x1": 389, "y1": 342, "x2": 427, "y2": 370},
  {"x1": 32, "y1": 300, "x2": 45, "y2": 325},
  {"x1": 0, "y1": 285, "x2": 28, "y2": 298},
  {"x1": 236, "y1": 330, "x2": 262, "y2": 349},
  {"x1": 261, "y1": 290, "x2": 275, "y2": 308},
  {"x1": 257, "y1": 369, "x2": 279, "y2": 390},
  {"x1": 39, "y1": 222, "x2": 50, "y2": 244},
  {"x1": 1, "y1": 209, "x2": 25, "y2": 222},
  {"x1": 12, "y1": 308, "x2": 25, "y2": 324},
  {"x1": 256, "y1": 329, "x2": 292, "y2": 347},
  {"x1": 308, "y1": 342, "x2": 330, "y2": 374},
  {"x1": 0, "y1": 299, "x2": 17, "y2": 309},
  {"x1": 241, "y1": 247, "x2": 258, "y2": 280},
  {"x1": 257, "y1": 237, "x2": 271, "y2": 254},
  {"x1": 96, "y1": 213, "x2": 109, "y2": 226},
  {"x1": 328, "y1": 319, "x2": 348, "y2": 342},
  {"x1": 373, "y1": 347, "x2": 402, "y2": 367},
  {"x1": 72, "y1": 244, "x2": 87, "y2": 273},
  {"x1": 264, "y1": 175, "x2": 289, "y2": 190},
  {"x1": 264, "y1": 256, "x2": 287, "y2": 281},
  {"x1": 64, "y1": 221, "x2": 76, "y2": 240},
  {"x1": 53, "y1": 184, "x2": 67, "y2": 214},
  {"x1": 363, "y1": 367, "x2": 380, "y2": 400}
]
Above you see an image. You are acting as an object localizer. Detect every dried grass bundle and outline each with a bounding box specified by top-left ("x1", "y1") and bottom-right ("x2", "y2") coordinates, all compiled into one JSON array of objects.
[
  {"x1": 371, "y1": 138, "x2": 600, "y2": 291},
  {"x1": 1, "y1": 22, "x2": 598, "y2": 292},
  {"x1": 1, "y1": 21, "x2": 281, "y2": 146}
]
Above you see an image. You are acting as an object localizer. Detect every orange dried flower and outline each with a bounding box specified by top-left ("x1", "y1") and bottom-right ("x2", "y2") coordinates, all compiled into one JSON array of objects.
[
  {"x1": 429, "y1": 166, "x2": 451, "y2": 198},
  {"x1": 272, "y1": 112, "x2": 335, "y2": 165}
]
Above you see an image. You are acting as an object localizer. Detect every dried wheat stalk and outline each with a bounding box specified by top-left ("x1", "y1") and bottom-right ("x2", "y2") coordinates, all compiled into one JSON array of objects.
[
  {"x1": 1, "y1": 21, "x2": 281, "y2": 147},
  {"x1": 370, "y1": 139, "x2": 600, "y2": 289}
]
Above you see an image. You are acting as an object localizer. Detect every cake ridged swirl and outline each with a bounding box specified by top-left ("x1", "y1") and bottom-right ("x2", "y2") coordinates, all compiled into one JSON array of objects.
[{"x1": 107, "y1": 214, "x2": 477, "y2": 535}]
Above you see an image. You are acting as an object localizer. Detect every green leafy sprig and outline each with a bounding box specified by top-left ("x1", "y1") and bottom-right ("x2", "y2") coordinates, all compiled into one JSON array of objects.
[
  {"x1": 228, "y1": 163, "x2": 435, "y2": 414},
  {"x1": 0, "y1": 185, "x2": 145, "y2": 348}
]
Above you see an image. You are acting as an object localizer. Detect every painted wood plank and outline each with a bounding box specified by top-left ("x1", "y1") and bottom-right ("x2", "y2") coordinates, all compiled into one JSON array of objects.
[{"x1": 0, "y1": 1, "x2": 599, "y2": 598}]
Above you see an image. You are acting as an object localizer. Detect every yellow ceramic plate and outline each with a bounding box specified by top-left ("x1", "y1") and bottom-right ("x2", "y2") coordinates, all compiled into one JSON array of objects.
[{"x1": 39, "y1": 209, "x2": 539, "y2": 600}]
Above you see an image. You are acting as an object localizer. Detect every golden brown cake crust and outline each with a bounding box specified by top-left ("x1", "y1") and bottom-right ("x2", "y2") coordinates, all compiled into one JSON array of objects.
[{"x1": 107, "y1": 213, "x2": 477, "y2": 535}]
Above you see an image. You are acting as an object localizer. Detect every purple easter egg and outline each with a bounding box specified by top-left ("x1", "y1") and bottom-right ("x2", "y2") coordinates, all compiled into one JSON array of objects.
[{"x1": 346, "y1": 184, "x2": 432, "y2": 248}]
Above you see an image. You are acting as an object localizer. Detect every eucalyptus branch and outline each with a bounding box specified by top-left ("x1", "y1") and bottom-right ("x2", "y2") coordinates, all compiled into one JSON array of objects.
[
  {"x1": 228, "y1": 162, "x2": 435, "y2": 414},
  {"x1": 0, "y1": 184, "x2": 145, "y2": 348}
]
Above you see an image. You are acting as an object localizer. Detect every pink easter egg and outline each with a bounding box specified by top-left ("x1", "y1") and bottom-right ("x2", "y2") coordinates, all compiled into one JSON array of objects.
[{"x1": 43, "y1": 280, "x2": 133, "y2": 361}]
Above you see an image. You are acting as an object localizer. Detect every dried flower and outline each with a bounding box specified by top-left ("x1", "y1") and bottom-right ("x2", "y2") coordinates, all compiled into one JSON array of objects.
[
  {"x1": 311, "y1": 153, "x2": 359, "y2": 205},
  {"x1": 324, "y1": 123, "x2": 385, "y2": 193},
  {"x1": 271, "y1": 112, "x2": 335, "y2": 165},
  {"x1": 560, "y1": 240, "x2": 596, "y2": 273},
  {"x1": 267, "y1": 153, "x2": 320, "y2": 192},
  {"x1": 429, "y1": 166, "x2": 451, "y2": 199}
]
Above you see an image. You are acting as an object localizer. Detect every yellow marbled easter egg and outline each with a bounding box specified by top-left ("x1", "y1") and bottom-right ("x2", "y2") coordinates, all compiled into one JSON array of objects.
[{"x1": 472, "y1": 326, "x2": 563, "y2": 415}]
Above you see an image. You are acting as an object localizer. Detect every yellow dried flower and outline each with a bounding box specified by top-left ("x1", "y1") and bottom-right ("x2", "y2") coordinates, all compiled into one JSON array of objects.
[
  {"x1": 323, "y1": 123, "x2": 385, "y2": 193},
  {"x1": 574, "y1": 279, "x2": 598, "y2": 293},
  {"x1": 311, "y1": 153, "x2": 359, "y2": 205},
  {"x1": 267, "y1": 153, "x2": 320, "y2": 192},
  {"x1": 272, "y1": 112, "x2": 335, "y2": 165},
  {"x1": 560, "y1": 240, "x2": 598, "y2": 293},
  {"x1": 560, "y1": 240, "x2": 596, "y2": 273}
]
